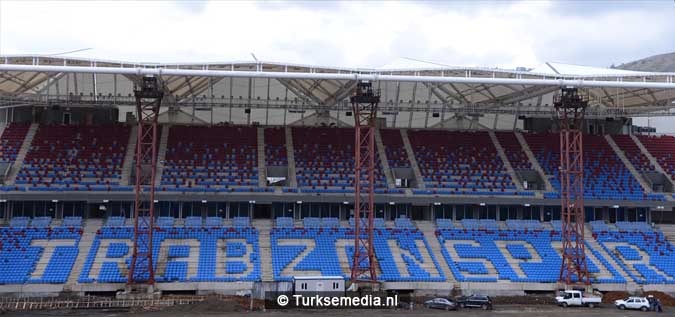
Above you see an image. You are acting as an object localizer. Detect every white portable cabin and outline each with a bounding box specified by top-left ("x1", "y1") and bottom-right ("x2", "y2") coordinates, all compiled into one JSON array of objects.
[{"x1": 293, "y1": 276, "x2": 345, "y2": 295}]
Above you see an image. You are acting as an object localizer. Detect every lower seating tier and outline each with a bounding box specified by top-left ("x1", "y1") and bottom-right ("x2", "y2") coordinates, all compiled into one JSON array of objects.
[
  {"x1": 79, "y1": 227, "x2": 260, "y2": 283},
  {"x1": 1, "y1": 222, "x2": 674, "y2": 285},
  {"x1": 0, "y1": 227, "x2": 82, "y2": 284},
  {"x1": 271, "y1": 228, "x2": 445, "y2": 282},
  {"x1": 436, "y1": 229, "x2": 626, "y2": 283}
]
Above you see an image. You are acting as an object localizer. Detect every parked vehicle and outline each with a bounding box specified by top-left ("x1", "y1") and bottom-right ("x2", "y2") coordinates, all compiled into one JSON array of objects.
[
  {"x1": 455, "y1": 294, "x2": 493, "y2": 310},
  {"x1": 615, "y1": 297, "x2": 650, "y2": 311},
  {"x1": 555, "y1": 290, "x2": 602, "y2": 308},
  {"x1": 424, "y1": 298, "x2": 458, "y2": 311}
]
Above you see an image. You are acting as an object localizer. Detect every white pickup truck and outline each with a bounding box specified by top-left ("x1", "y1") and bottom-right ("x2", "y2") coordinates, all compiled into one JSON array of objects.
[{"x1": 556, "y1": 290, "x2": 602, "y2": 308}]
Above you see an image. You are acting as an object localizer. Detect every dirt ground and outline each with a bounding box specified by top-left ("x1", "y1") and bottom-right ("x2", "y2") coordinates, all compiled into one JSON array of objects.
[
  {"x1": 2, "y1": 303, "x2": 670, "y2": 317},
  {"x1": 1, "y1": 293, "x2": 672, "y2": 317}
]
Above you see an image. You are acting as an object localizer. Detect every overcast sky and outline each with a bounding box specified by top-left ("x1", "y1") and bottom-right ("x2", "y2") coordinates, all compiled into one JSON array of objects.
[{"x1": 1, "y1": 0, "x2": 674, "y2": 130}]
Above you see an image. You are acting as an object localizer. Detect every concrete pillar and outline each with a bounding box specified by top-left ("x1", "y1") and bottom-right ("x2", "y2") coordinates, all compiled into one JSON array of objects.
[{"x1": 539, "y1": 206, "x2": 544, "y2": 222}]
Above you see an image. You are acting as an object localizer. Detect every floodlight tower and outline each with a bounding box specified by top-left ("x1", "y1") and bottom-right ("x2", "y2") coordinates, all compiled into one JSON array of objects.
[
  {"x1": 554, "y1": 87, "x2": 591, "y2": 286},
  {"x1": 350, "y1": 81, "x2": 379, "y2": 284},
  {"x1": 128, "y1": 76, "x2": 163, "y2": 287}
]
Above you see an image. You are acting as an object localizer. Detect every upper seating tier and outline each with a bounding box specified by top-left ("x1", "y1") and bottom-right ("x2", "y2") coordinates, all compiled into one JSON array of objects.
[
  {"x1": 638, "y1": 134, "x2": 675, "y2": 180},
  {"x1": 161, "y1": 125, "x2": 270, "y2": 193},
  {"x1": 0, "y1": 123, "x2": 30, "y2": 163},
  {"x1": 15, "y1": 124, "x2": 130, "y2": 191},
  {"x1": 409, "y1": 130, "x2": 519, "y2": 195},
  {"x1": 292, "y1": 127, "x2": 396, "y2": 194},
  {"x1": 524, "y1": 133, "x2": 661, "y2": 201}
]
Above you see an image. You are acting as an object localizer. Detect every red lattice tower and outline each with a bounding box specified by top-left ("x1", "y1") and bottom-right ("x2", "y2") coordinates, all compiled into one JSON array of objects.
[
  {"x1": 128, "y1": 76, "x2": 163, "y2": 286},
  {"x1": 554, "y1": 87, "x2": 591, "y2": 286},
  {"x1": 350, "y1": 81, "x2": 379, "y2": 284}
]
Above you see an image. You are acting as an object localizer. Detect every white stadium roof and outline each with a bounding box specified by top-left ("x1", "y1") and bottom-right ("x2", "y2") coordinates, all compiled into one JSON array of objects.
[{"x1": 0, "y1": 55, "x2": 674, "y2": 128}]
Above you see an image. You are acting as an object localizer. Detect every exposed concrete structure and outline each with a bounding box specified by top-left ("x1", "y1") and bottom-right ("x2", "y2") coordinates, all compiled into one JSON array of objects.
[
  {"x1": 374, "y1": 128, "x2": 396, "y2": 189},
  {"x1": 400, "y1": 129, "x2": 425, "y2": 189},
  {"x1": 119, "y1": 125, "x2": 138, "y2": 186},
  {"x1": 284, "y1": 126, "x2": 297, "y2": 188},
  {"x1": 257, "y1": 127, "x2": 267, "y2": 187},
  {"x1": 6, "y1": 123, "x2": 38, "y2": 185},
  {"x1": 154, "y1": 125, "x2": 170, "y2": 187},
  {"x1": 515, "y1": 132, "x2": 555, "y2": 192},
  {"x1": 489, "y1": 130, "x2": 525, "y2": 191},
  {"x1": 605, "y1": 134, "x2": 654, "y2": 194}
]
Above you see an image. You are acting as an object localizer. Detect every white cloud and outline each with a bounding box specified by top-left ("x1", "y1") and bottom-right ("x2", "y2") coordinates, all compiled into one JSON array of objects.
[
  {"x1": 1, "y1": 0, "x2": 674, "y2": 132},
  {"x1": 1, "y1": 0, "x2": 672, "y2": 69}
]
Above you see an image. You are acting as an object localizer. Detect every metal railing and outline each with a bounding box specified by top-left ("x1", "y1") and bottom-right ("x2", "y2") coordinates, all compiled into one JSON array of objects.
[{"x1": 0, "y1": 294, "x2": 222, "y2": 312}]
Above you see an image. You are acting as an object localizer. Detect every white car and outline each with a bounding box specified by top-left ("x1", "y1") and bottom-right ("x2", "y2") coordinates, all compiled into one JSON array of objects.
[{"x1": 615, "y1": 297, "x2": 650, "y2": 311}]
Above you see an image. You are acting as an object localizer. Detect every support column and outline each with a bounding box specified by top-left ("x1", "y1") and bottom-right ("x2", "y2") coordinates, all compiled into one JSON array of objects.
[
  {"x1": 351, "y1": 81, "x2": 379, "y2": 284},
  {"x1": 128, "y1": 77, "x2": 163, "y2": 287},
  {"x1": 555, "y1": 88, "x2": 590, "y2": 286}
]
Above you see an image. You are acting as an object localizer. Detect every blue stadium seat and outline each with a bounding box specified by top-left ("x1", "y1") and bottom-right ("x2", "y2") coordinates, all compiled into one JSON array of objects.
[
  {"x1": 79, "y1": 226, "x2": 260, "y2": 283},
  {"x1": 594, "y1": 230, "x2": 675, "y2": 284},
  {"x1": 270, "y1": 227, "x2": 444, "y2": 282},
  {"x1": 62, "y1": 216, "x2": 83, "y2": 227},
  {"x1": 437, "y1": 228, "x2": 625, "y2": 284},
  {"x1": 105, "y1": 216, "x2": 126, "y2": 227},
  {"x1": 185, "y1": 216, "x2": 202, "y2": 227},
  {"x1": 0, "y1": 227, "x2": 81, "y2": 284},
  {"x1": 275, "y1": 217, "x2": 294, "y2": 228}
]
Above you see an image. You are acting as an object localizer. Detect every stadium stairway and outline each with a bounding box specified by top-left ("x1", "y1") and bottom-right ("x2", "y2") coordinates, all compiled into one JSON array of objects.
[
  {"x1": 417, "y1": 221, "x2": 455, "y2": 284},
  {"x1": 605, "y1": 135, "x2": 654, "y2": 195},
  {"x1": 65, "y1": 219, "x2": 102, "y2": 289},
  {"x1": 583, "y1": 225, "x2": 634, "y2": 286},
  {"x1": 630, "y1": 134, "x2": 675, "y2": 201},
  {"x1": 119, "y1": 125, "x2": 138, "y2": 186},
  {"x1": 630, "y1": 134, "x2": 673, "y2": 183},
  {"x1": 284, "y1": 126, "x2": 298, "y2": 188},
  {"x1": 257, "y1": 127, "x2": 267, "y2": 188},
  {"x1": 599, "y1": 239, "x2": 672, "y2": 284},
  {"x1": 153, "y1": 125, "x2": 170, "y2": 187},
  {"x1": 0, "y1": 124, "x2": 5, "y2": 142},
  {"x1": 514, "y1": 132, "x2": 554, "y2": 192},
  {"x1": 374, "y1": 128, "x2": 397, "y2": 189},
  {"x1": 489, "y1": 131, "x2": 524, "y2": 191},
  {"x1": 658, "y1": 225, "x2": 675, "y2": 245},
  {"x1": 400, "y1": 129, "x2": 425, "y2": 189},
  {"x1": 254, "y1": 219, "x2": 274, "y2": 281},
  {"x1": 6, "y1": 123, "x2": 38, "y2": 185}
]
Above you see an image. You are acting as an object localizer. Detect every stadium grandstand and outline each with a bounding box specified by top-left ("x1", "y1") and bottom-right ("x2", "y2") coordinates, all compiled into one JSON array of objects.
[{"x1": 1, "y1": 55, "x2": 675, "y2": 298}]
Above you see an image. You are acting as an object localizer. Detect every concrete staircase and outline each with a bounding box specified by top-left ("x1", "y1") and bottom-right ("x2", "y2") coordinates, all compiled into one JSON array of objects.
[
  {"x1": 489, "y1": 131, "x2": 524, "y2": 191},
  {"x1": 583, "y1": 227, "x2": 633, "y2": 283},
  {"x1": 253, "y1": 219, "x2": 274, "y2": 282},
  {"x1": 514, "y1": 132, "x2": 554, "y2": 192},
  {"x1": 605, "y1": 135, "x2": 653, "y2": 194},
  {"x1": 374, "y1": 129, "x2": 396, "y2": 189},
  {"x1": 6, "y1": 123, "x2": 38, "y2": 185},
  {"x1": 630, "y1": 134, "x2": 674, "y2": 201},
  {"x1": 658, "y1": 224, "x2": 675, "y2": 244},
  {"x1": 400, "y1": 129, "x2": 425, "y2": 189},
  {"x1": 257, "y1": 127, "x2": 267, "y2": 188},
  {"x1": 0, "y1": 124, "x2": 5, "y2": 140},
  {"x1": 631, "y1": 134, "x2": 672, "y2": 180},
  {"x1": 153, "y1": 125, "x2": 170, "y2": 187},
  {"x1": 65, "y1": 219, "x2": 103, "y2": 288},
  {"x1": 119, "y1": 125, "x2": 138, "y2": 186},
  {"x1": 284, "y1": 126, "x2": 298, "y2": 188},
  {"x1": 417, "y1": 221, "x2": 454, "y2": 283}
]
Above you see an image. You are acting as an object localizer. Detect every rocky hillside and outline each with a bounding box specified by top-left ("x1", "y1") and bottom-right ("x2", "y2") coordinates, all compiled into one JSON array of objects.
[{"x1": 616, "y1": 52, "x2": 675, "y2": 72}]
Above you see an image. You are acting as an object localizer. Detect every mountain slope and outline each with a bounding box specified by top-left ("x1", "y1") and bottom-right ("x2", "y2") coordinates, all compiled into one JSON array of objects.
[{"x1": 616, "y1": 52, "x2": 675, "y2": 72}]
